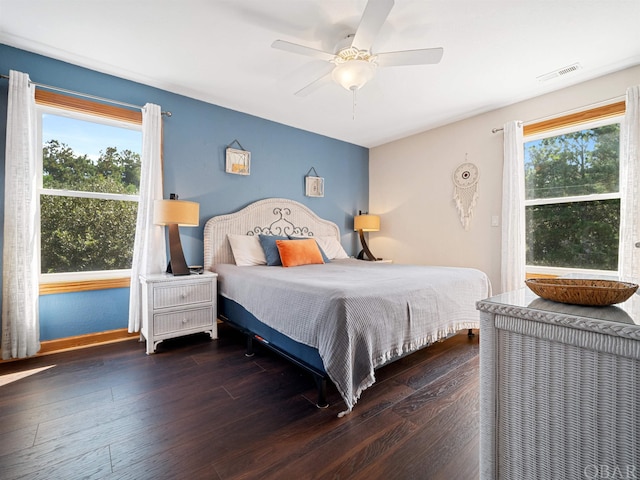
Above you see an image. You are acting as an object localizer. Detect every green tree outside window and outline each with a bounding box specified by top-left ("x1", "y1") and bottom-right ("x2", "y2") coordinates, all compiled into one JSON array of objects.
[
  {"x1": 40, "y1": 138, "x2": 141, "y2": 274},
  {"x1": 524, "y1": 124, "x2": 620, "y2": 271}
]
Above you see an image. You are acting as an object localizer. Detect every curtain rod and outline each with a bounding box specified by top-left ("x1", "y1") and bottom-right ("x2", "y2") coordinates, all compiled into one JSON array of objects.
[
  {"x1": 491, "y1": 122, "x2": 522, "y2": 134},
  {"x1": 0, "y1": 73, "x2": 172, "y2": 117},
  {"x1": 490, "y1": 94, "x2": 626, "y2": 133}
]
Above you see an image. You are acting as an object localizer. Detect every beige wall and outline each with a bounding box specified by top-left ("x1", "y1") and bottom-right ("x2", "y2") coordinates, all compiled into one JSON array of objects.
[{"x1": 369, "y1": 65, "x2": 640, "y2": 294}]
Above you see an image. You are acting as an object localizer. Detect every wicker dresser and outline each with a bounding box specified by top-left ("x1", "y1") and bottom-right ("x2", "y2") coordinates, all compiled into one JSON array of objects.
[{"x1": 477, "y1": 289, "x2": 640, "y2": 480}]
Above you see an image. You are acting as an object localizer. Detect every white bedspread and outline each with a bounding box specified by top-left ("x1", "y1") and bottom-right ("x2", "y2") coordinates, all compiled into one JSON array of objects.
[{"x1": 214, "y1": 259, "x2": 491, "y2": 413}]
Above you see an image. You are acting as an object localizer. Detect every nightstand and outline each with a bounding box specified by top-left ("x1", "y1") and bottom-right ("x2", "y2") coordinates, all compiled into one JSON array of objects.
[{"x1": 139, "y1": 272, "x2": 217, "y2": 354}]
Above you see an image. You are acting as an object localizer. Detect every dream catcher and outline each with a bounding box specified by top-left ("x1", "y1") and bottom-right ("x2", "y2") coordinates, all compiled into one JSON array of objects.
[{"x1": 452, "y1": 160, "x2": 479, "y2": 230}]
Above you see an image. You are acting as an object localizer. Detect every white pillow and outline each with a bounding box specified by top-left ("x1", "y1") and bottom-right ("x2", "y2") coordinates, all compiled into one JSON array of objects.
[
  {"x1": 315, "y1": 236, "x2": 349, "y2": 259},
  {"x1": 227, "y1": 234, "x2": 267, "y2": 266}
]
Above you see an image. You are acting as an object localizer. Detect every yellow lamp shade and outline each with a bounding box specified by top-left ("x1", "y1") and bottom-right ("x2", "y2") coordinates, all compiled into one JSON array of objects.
[
  {"x1": 154, "y1": 199, "x2": 199, "y2": 226},
  {"x1": 354, "y1": 214, "x2": 380, "y2": 232}
]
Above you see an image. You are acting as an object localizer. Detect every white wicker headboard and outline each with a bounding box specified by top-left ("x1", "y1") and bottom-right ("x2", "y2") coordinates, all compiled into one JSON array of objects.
[{"x1": 203, "y1": 198, "x2": 341, "y2": 270}]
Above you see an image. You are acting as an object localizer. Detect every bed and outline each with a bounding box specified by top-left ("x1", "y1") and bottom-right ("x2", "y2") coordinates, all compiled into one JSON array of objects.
[{"x1": 204, "y1": 198, "x2": 491, "y2": 415}]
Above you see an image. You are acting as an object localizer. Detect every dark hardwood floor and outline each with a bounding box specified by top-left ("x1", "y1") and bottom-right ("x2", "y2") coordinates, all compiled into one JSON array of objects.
[{"x1": 0, "y1": 323, "x2": 480, "y2": 480}]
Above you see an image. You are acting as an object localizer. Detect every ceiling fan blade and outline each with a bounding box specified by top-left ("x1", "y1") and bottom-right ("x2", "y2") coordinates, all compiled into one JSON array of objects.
[
  {"x1": 376, "y1": 47, "x2": 444, "y2": 67},
  {"x1": 271, "y1": 40, "x2": 336, "y2": 62},
  {"x1": 294, "y1": 71, "x2": 333, "y2": 97},
  {"x1": 351, "y1": 0, "x2": 395, "y2": 51}
]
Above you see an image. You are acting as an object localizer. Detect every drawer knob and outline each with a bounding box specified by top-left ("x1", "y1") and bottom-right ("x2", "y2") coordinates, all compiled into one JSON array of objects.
[{"x1": 182, "y1": 318, "x2": 188, "y2": 324}]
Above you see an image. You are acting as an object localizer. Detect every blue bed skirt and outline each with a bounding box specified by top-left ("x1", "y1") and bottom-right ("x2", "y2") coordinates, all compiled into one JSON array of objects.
[{"x1": 218, "y1": 296, "x2": 327, "y2": 378}]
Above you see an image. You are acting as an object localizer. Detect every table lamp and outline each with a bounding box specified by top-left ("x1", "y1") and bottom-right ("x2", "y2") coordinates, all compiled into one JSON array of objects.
[
  {"x1": 354, "y1": 212, "x2": 380, "y2": 261},
  {"x1": 154, "y1": 194, "x2": 199, "y2": 275}
]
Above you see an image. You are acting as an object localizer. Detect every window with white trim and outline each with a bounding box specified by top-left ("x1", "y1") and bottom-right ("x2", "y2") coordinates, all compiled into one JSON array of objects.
[
  {"x1": 37, "y1": 94, "x2": 142, "y2": 282},
  {"x1": 524, "y1": 113, "x2": 622, "y2": 276}
]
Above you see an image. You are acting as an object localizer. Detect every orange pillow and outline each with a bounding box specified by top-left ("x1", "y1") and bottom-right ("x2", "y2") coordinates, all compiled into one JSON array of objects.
[{"x1": 275, "y1": 239, "x2": 325, "y2": 267}]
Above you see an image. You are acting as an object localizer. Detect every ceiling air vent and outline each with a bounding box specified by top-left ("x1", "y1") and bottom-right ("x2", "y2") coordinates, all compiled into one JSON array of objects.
[{"x1": 537, "y1": 63, "x2": 582, "y2": 83}]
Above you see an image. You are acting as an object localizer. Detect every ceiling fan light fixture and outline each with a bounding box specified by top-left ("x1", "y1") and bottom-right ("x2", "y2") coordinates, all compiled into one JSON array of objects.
[
  {"x1": 331, "y1": 59, "x2": 377, "y2": 91},
  {"x1": 272, "y1": 0, "x2": 444, "y2": 101}
]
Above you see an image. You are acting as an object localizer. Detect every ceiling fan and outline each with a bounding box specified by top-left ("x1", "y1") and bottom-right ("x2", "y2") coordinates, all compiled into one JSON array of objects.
[{"x1": 271, "y1": 0, "x2": 443, "y2": 97}]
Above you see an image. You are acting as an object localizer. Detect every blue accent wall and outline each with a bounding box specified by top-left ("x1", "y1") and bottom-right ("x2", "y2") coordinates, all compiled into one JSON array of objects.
[
  {"x1": 38, "y1": 288, "x2": 131, "y2": 340},
  {"x1": 0, "y1": 44, "x2": 369, "y2": 341}
]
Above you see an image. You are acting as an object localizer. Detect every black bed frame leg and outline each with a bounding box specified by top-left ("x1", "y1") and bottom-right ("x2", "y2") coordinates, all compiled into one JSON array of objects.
[
  {"x1": 315, "y1": 376, "x2": 329, "y2": 409},
  {"x1": 245, "y1": 335, "x2": 255, "y2": 357},
  {"x1": 468, "y1": 328, "x2": 475, "y2": 338}
]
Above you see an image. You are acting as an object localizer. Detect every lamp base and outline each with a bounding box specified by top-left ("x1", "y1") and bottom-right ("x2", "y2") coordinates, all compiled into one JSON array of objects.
[
  {"x1": 166, "y1": 261, "x2": 190, "y2": 276},
  {"x1": 357, "y1": 249, "x2": 370, "y2": 260},
  {"x1": 357, "y1": 230, "x2": 379, "y2": 261},
  {"x1": 357, "y1": 250, "x2": 381, "y2": 261},
  {"x1": 167, "y1": 223, "x2": 190, "y2": 276}
]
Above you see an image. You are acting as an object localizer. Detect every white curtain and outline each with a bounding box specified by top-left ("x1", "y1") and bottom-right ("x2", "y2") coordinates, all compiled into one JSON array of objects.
[
  {"x1": 128, "y1": 103, "x2": 166, "y2": 332},
  {"x1": 2, "y1": 70, "x2": 40, "y2": 359},
  {"x1": 618, "y1": 85, "x2": 640, "y2": 283},
  {"x1": 501, "y1": 121, "x2": 526, "y2": 293}
]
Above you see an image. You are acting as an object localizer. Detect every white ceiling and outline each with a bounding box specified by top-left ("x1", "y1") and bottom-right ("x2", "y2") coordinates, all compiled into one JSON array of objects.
[{"x1": 1, "y1": 0, "x2": 640, "y2": 148}]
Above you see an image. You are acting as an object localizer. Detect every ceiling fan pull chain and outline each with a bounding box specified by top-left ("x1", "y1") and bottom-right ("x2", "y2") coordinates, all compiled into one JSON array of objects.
[{"x1": 352, "y1": 88, "x2": 357, "y2": 120}]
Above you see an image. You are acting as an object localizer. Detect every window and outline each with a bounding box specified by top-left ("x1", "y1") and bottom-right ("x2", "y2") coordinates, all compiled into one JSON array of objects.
[
  {"x1": 36, "y1": 91, "x2": 142, "y2": 282},
  {"x1": 524, "y1": 104, "x2": 624, "y2": 276}
]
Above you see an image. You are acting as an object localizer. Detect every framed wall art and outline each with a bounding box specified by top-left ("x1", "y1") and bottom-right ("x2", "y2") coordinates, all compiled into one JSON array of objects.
[
  {"x1": 305, "y1": 167, "x2": 324, "y2": 197},
  {"x1": 225, "y1": 140, "x2": 250, "y2": 175}
]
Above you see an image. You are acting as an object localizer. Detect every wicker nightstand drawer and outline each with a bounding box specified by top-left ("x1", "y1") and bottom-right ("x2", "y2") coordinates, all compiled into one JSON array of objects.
[
  {"x1": 153, "y1": 281, "x2": 213, "y2": 309},
  {"x1": 153, "y1": 306, "x2": 214, "y2": 335}
]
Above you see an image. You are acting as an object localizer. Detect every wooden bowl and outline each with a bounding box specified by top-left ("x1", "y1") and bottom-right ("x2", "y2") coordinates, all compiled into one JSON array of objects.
[{"x1": 525, "y1": 278, "x2": 638, "y2": 306}]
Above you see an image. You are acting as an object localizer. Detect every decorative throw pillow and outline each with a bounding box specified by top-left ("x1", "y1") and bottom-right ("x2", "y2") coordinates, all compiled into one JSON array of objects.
[
  {"x1": 227, "y1": 234, "x2": 267, "y2": 266},
  {"x1": 287, "y1": 236, "x2": 331, "y2": 263},
  {"x1": 276, "y1": 239, "x2": 325, "y2": 267},
  {"x1": 258, "y1": 234, "x2": 289, "y2": 266},
  {"x1": 314, "y1": 235, "x2": 349, "y2": 259}
]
